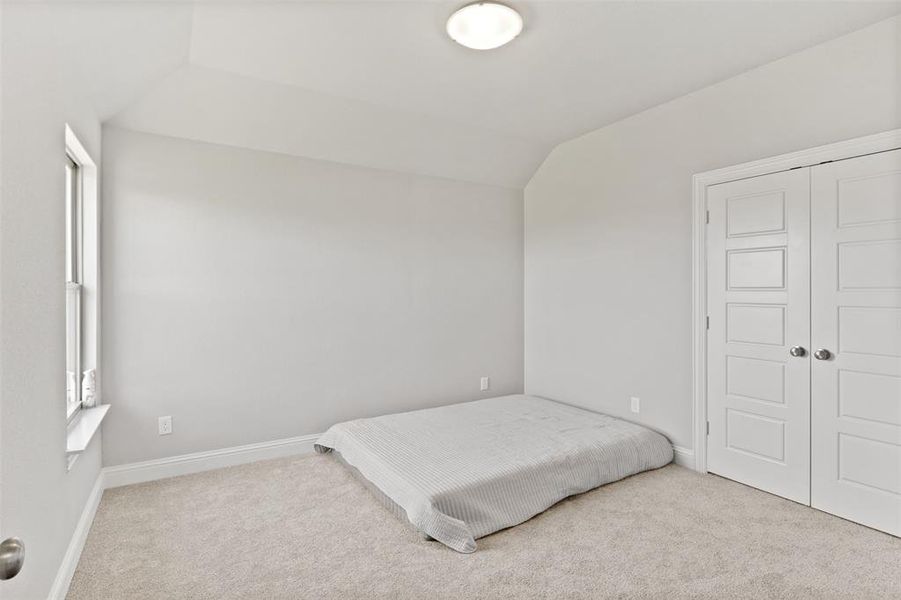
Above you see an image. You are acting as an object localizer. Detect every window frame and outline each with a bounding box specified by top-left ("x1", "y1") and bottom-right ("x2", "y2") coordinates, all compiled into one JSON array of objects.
[
  {"x1": 66, "y1": 153, "x2": 84, "y2": 422},
  {"x1": 64, "y1": 125, "x2": 99, "y2": 431}
]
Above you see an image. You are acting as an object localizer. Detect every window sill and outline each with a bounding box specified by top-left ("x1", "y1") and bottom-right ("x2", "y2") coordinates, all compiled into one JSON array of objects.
[{"x1": 66, "y1": 404, "x2": 109, "y2": 464}]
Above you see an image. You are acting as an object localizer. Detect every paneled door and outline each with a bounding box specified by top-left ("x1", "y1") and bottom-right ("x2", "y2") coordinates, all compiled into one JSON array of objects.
[
  {"x1": 707, "y1": 169, "x2": 811, "y2": 504},
  {"x1": 810, "y1": 149, "x2": 901, "y2": 536}
]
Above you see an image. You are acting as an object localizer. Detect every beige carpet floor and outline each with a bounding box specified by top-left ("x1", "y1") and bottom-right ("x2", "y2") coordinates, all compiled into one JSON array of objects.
[{"x1": 68, "y1": 454, "x2": 901, "y2": 599}]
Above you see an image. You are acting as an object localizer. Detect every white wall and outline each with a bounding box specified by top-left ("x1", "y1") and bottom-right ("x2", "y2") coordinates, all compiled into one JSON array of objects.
[
  {"x1": 101, "y1": 127, "x2": 524, "y2": 467},
  {"x1": 1, "y1": 9, "x2": 103, "y2": 600},
  {"x1": 524, "y1": 16, "x2": 901, "y2": 450},
  {"x1": 0, "y1": 4, "x2": 191, "y2": 597}
]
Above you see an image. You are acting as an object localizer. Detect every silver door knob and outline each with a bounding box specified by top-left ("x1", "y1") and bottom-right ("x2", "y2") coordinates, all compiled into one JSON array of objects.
[
  {"x1": 0, "y1": 537, "x2": 24, "y2": 580},
  {"x1": 789, "y1": 346, "x2": 806, "y2": 357},
  {"x1": 814, "y1": 348, "x2": 832, "y2": 361}
]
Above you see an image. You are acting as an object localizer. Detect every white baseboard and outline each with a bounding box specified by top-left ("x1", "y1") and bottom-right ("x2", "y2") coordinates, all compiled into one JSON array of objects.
[
  {"x1": 673, "y1": 445, "x2": 695, "y2": 469},
  {"x1": 102, "y1": 433, "x2": 321, "y2": 489},
  {"x1": 101, "y1": 437, "x2": 697, "y2": 488},
  {"x1": 48, "y1": 471, "x2": 105, "y2": 600}
]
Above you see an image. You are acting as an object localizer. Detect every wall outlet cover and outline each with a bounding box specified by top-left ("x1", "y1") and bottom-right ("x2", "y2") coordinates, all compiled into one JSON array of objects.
[
  {"x1": 630, "y1": 397, "x2": 640, "y2": 413},
  {"x1": 158, "y1": 416, "x2": 173, "y2": 435},
  {"x1": 480, "y1": 376, "x2": 490, "y2": 391}
]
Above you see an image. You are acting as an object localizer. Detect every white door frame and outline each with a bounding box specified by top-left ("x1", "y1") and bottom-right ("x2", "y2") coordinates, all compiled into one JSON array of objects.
[{"x1": 690, "y1": 128, "x2": 901, "y2": 474}]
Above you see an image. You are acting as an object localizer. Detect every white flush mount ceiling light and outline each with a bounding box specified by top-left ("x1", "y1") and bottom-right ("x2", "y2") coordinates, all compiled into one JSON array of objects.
[{"x1": 446, "y1": 2, "x2": 523, "y2": 50}]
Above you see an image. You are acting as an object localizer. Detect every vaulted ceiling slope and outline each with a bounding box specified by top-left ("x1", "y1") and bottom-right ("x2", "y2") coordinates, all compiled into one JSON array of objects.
[
  {"x1": 18, "y1": 1, "x2": 901, "y2": 189},
  {"x1": 109, "y1": 64, "x2": 548, "y2": 189},
  {"x1": 2, "y1": 2, "x2": 193, "y2": 123}
]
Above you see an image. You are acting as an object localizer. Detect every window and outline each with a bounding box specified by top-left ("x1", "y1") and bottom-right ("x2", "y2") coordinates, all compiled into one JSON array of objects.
[
  {"x1": 66, "y1": 154, "x2": 83, "y2": 420},
  {"x1": 64, "y1": 125, "x2": 104, "y2": 466}
]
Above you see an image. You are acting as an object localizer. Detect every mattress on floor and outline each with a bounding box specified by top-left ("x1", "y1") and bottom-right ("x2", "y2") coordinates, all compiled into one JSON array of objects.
[
  {"x1": 314, "y1": 394, "x2": 673, "y2": 553},
  {"x1": 332, "y1": 452, "x2": 433, "y2": 540}
]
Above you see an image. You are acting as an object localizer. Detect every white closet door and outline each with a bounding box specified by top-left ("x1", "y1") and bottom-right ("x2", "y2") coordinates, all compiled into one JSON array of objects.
[
  {"x1": 811, "y1": 149, "x2": 901, "y2": 536},
  {"x1": 707, "y1": 169, "x2": 811, "y2": 504}
]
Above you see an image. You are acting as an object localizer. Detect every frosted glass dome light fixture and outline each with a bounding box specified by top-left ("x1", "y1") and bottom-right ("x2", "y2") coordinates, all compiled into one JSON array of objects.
[{"x1": 446, "y1": 2, "x2": 523, "y2": 50}]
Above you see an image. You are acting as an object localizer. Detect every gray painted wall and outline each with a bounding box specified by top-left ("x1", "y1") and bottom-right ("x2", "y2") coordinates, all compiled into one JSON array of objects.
[
  {"x1": 524, "y1": 16, "x2": 901, "y2": 449},
  {"x1": 1, "y1": 3, "x2": 194, "y2": 595},
  {"x1": 1, "y1": 7, "x2": 103, "y2": 600},
  {"x1": 101, "y1": 128, "x2": 524, "y2": 467}
]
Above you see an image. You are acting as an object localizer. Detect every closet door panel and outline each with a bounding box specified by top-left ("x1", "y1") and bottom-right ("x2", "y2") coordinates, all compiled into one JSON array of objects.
[
  {"x1": 811, "y1": 148, "x2": 901, "y2": 537},
  {"x1": 707, "y1": 169, "x2": 811, "y2": 504}
]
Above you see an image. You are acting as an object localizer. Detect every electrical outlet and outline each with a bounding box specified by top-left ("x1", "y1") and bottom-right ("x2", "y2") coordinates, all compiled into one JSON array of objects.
[
  {"x1": 480, "y1": 376, "x2": 490, "y2": 391},
  {"x1": 630, "y1": 397, "x2": 640, "y2": 414},
  {"x1": 158, "y1": 416, "x2": 173, "y2": 436}
]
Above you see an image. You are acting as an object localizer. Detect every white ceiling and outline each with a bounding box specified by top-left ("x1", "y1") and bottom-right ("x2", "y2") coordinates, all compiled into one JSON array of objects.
[
  {"x1": 103, "y1": 1, "x2": 901, "y2": 188},
  {"x1": 110, "y1": 64, "x2": 549, "y2": 188},
  {"x1": 2, "y1": 2, "x2": 193, "y2": 123}
]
